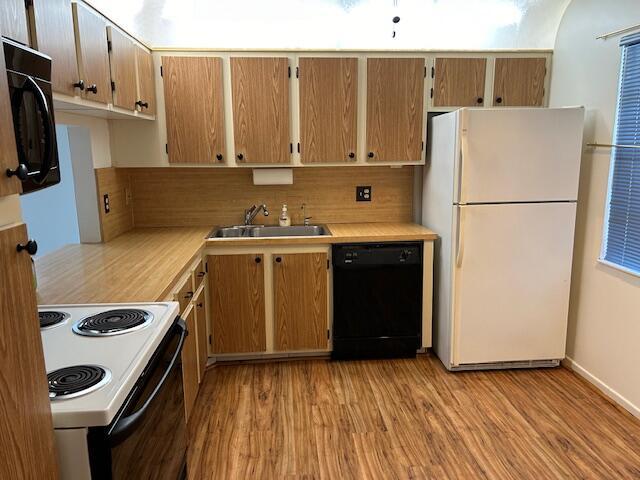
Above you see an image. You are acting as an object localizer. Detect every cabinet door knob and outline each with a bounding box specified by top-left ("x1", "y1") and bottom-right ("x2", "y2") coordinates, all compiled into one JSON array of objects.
[
  {"x1": 237, "y1": 153, "x2": 244, "y2": 161},
  {"x1": 348, "y1": 152, "x2": 355, "y2": 159},
  {"x1": 216, "y1": 153, "x2": 223, "y2": 161},
  {"x1": 135, "y1": 100, "x2": 149, "y2": 109},
  {"x1": 17, "y1": 240, "x2": 38, "y2": 255},
  {"x1": 197, "y1": 303, "x2": 203, "y2": 308},
  {"x1": 6, "y1": 164, "x2": 29, "y2": 181},
  {"x1": 87, "y1": 84, "x2": 98, "y2": 94},
  {"x1": 185, "y1": 291, "x2": 194, "y2": 299},
  {"x1": 197, "y1": 271, "x2": 206, "y2": 277},
  {"x1": 73, "y1": 80, "x2": 85, "y2": 91},
  {"x1": 255, "y1": 256, "x2": 261, "y2": 264},
  {"x1": 367, "y1": 152, "x2": 374, "y2": 158},
  {"x1": 275, "y1": 256, "x2": 282, "y2": 263},
  {"x1": 495, "y1": 97, "x2": 503, "y2": 104},
  {"x1": 476, "y1": 97, "x2": 483, "y2": 104}
]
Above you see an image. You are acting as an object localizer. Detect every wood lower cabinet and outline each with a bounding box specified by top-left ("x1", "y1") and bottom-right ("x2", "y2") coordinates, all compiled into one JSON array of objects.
[
  {"x1": 0, "y1": 224, "x2": 58, "y2": 479},
  {"x1": 73, "y1": 2, "x2": 111, "y2": 104},
  {"x1": 162, "y1": 56, "x2": 225, "y2": 164},
  {"x1": 173, "y1": 274, "x2": 194, "y2": 314},
  {"x1": 432, "y1": 57, "x2": 487, "y2": 107},
  {"x1": 231, "y1": 57, "x2": 291, "y2": 164},
  {"x1": 273, "y1": 252, "x2": 328, "y2": 351},
  {"x1": 299, "y1": 57, "x2": 358, "y2": 164},
  {"x1": 0, "y1": 27, "x2": 20, "y2": 197},
  {"x1": 366, "y1": 58, "x2": 425, "y2": 163},
  {"x1": 193, "y1": 286, "x2": 208, "y2": 383},
  {"x1": 0, "y1": 0, "x2": 29, "y2": 45},
  {"x1": 181, "y1": 305, "x2": 198, "y2": 422},
  {"x1": 208, "y1": 254, "x2": 266, "y2": 354},
  {"x1": 108, "y1": 27, "x2": 137, "y2": 111},
  {"x1": 135, "y1": 46, "x2": 156, "y2": 115},
  {"x1": 493, "y1": 57, "x2": 546, "y2": 107},
  {"x1": 31, "y1": 0, "x2": 80, "y2": 96}
]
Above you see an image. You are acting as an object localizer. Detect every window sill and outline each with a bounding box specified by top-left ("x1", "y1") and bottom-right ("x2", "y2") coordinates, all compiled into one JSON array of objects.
[{"x1": 597, "y1": 258, "x2": 640, "y2": 279}]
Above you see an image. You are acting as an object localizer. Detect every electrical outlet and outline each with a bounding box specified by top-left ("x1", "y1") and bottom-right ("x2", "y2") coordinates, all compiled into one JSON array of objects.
[
  {"x1": 103, "y1": 194, "x2": 110, "y2": 213},
  {"x1": 356, "y1": 186, "x2": 372, "y2": 202}
]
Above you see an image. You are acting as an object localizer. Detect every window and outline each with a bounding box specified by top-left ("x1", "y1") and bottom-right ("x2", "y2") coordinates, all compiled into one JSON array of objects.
[{"x1": 601, "y1": 32, "x2": 640, "y2": 276}]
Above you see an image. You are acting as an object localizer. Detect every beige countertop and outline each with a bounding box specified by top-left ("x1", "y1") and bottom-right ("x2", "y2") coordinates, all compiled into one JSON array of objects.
[{"x1": 36, "y1": 223, "x2": 437, "y2": 305}]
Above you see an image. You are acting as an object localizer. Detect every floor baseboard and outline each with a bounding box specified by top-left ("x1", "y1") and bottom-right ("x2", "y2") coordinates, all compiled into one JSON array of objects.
[{"x1": 562, "y1": 356, "x2": 640, "y2": 419}]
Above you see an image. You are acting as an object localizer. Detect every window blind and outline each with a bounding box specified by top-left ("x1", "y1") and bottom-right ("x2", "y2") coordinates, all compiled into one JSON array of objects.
[{"x1": 603, "y1": 32, "x2": 640, "y2": 274}]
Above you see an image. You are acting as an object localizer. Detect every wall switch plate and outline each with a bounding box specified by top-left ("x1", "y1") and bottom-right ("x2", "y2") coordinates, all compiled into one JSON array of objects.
[
  {"x1": 356, "y1": 186, "x2": 372, "y2": 202},
  {"x1": 103, "y1": 194, "x2": 110, "y2": 213}
]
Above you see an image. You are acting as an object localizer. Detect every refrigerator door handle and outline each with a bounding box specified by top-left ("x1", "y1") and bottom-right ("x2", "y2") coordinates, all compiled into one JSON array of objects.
[{"x1": 456, "y1": 206, "x2": 466, "y2": 268}]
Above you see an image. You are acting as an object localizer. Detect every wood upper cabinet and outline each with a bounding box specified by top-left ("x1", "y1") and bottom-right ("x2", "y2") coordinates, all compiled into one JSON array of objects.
[
  {"x1": 73, "y1": 3, "x2": 111, "y2": 105},
  {"x1": 0, "y1": 28, "x2": 20, "y2": 197},
  {"x1": 366, "y1": 58, "x2": 425, "y2": 163},
  {"x1": 0, "y1": 0, "x2": 29, "y2": 45},
  {"x1": 163, "y1": 56, "x2": 225, "y2": 164},
  {"x1": 273, "y1": 252, "x2": 328, "y2": 351},
  {"x1": 108, "y1": 27, "x2": 137, "y2": 110},
  {"x1": 432, "y1": 57, "x2": 486, "y2": 107},
  {"x1": 208, "y1": 254, "x2": 266, "y2": 354},
  {"x1": 493, "y1": 57, "x2": 546, "y2": 107},
  {"x1": 299, "y1": 57, "x2": 357, "y2": 164},
  {"x1": 181, "y1": 305, "x2": 198, "y2": 422},
  {"x1": 193, "y1": 286, "x2": 208, "y2": 383},
  {"x1": 31, "y1": 0, "x2": 80, "y2": 96},
  {"x1": 135, "y1": 46, "x2": 156, "y2": 115},
  {"x1": 0, "y1": 224, "x2": 58, "y2": 479},
  {"x1": 231, "y1": 57, "x2": 290, "y2": 164}
]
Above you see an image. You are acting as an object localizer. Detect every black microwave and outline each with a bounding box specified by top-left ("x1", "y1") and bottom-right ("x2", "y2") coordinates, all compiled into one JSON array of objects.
[{"x1": 3, "y1": 37, "x2": 59, "y2": 194}]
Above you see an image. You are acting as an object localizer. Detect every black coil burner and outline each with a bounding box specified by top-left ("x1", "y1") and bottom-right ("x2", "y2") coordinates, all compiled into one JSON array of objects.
[
  {"x1": 73, "y1": 309, "x2": 153, "y2": 337},
  {"x1": 48, "y1": 365, "x2": 111, "y2": 400},
  {"x1": 39, "y1": 311, "x2": 69, "y2": 329}
]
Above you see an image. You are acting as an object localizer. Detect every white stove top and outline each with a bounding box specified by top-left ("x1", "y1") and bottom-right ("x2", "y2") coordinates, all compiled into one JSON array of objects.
[{"x1": 39, "y1": 302, "x2": 180, "y2": 429}]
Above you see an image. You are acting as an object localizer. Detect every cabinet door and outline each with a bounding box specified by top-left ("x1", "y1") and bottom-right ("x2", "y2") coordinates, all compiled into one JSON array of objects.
[
  {"x1": 208, "y1": 254, "x2": 266, "y2": 354},
  {"x1": 181, "y1": 305, "x2": 198, "y2": 423},
  {"x1": 231, "y1": 57, "x2": 290, "y2": 164},
  {"x1": 0, "y1": 0, "x2": 29, "y2": 45},
  {"x1": 31, "y1": 0, "x2": 80, "y2": 96},
  {"x1": 0, "y1": 224, "x2": 58, "y2": 479},
  {"x1": 433, "y1": 57, "x2": 486, "y2": 107},
  {"x1": 108, "y1": 27, "x2": 137, "y2": 110},
  {"x1": 0, "y1": 28, "x2": 20, "y2": 197},
  {"x1": 163, "y1": 56, "x2": 225, "y2": 164},
  {"x1": 135, "y1": 46, "x2": 156, "y2": 115},
  {"x1": 366, "y1": 58, "x2": 424, "y2": 163},
  {"x1": 299, "y1": 57, "x2": 357, "y2": 164},
  {"x1": 73, "y1": 3, "x2": 111, "y2": 104},
  {"x1": 273, "y1": 252, "x2": 328, "y2": 351},
  {"x1": 493, "y1": 57, "x2": 546, "y2": 107},
  {"x1": 193, "y1": 286, "x2": 208, "y2": 383}
]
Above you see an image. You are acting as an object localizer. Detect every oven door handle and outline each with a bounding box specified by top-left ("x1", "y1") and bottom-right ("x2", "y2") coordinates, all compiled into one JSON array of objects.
[{"x1": 108, "y1": 319, "x2": 187, "y2": 443}]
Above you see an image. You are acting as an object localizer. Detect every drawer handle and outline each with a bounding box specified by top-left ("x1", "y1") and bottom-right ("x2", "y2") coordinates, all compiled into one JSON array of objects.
[{"x1": 184, "y1": 291, "x2": 194, "y2": 299}]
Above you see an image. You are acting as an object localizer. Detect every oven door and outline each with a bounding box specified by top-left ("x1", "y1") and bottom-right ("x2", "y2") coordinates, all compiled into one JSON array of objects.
[{"x1": 88, "y1": 319, "x2": 188, "y2": 480}]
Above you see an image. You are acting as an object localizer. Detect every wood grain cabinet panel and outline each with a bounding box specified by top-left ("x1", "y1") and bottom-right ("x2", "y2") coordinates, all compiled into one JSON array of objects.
[
  {"x1": 0, "y1": 0, "x2": 29, "y2": 45},
  {"x1": 231, "y1": 57, "x2": 290, "y2": 164},
  {"x1": 366, "y1": 58, "x2": 425, "y2": 163},
  {"x1": 181, "y1": 305, "x2": 198, "y2": 422},
  {"x1": 208, "y1": 254, "x2": 266, "y2": 354},
  {"x1": 31, "y1": 0, "x2": 80, "y2": 96},
  {"x1": 162, "y1": 56, "x2": 225, "y2": 164},
  {"x1": 135, "y1": 46, "x2": 156, "y2": 115},
  {"x1": 273, "y1": 252, "x2": 328, "y2": 351},
  {"x1": 0, "y1": 27, "x2": 20, "y2": 197},
  {"x1": 299, "y1": 57, "x2": 357, "y2": 163},
  {"x1": 433, "y1": 57, "x2": 486, "y2": 107},
  {"x1": 0, "y1": 223, "x2": 58, "y2": 479},
  {"x1": 73, "y1": 3, "x2": 112, "y2": 105},
  {"x1": 193, "y1": 286, "x2": 208, "y2": 383},
  {"x1": 108, "y1": 27, "x2": 137, "y2": 110},
  {"x1": 493, "y1": 57, "x2": 546, "y2": 107}
]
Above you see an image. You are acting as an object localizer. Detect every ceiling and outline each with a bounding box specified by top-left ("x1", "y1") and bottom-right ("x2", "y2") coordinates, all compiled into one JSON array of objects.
[{"x1": 86, "y1": 0, "x2": 571, "y2": 49}]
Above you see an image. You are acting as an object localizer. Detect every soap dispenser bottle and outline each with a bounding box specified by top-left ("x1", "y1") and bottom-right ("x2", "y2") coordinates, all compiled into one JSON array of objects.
[{"x1": 279, "y1": 204, "x2": 291, "y2": 227}]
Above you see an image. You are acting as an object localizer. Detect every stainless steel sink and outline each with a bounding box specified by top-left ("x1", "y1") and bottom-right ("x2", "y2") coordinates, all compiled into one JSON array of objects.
[{"x1": 209, "y1": 225, "x2": 331, "y2": 239}]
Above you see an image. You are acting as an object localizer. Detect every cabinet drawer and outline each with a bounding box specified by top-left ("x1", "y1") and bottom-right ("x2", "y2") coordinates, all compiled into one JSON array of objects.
[
  {"x1": 173, "y1": 275, "x2": 194, "y2": 314},
  {"x1": 192, "y1": 258, "x2": 207, "y2": 291}
]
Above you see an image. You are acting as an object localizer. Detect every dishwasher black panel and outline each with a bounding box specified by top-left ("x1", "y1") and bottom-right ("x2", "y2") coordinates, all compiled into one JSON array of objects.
[{"x1": 332, "y1": 243, "x2": 422, "y2": 360}]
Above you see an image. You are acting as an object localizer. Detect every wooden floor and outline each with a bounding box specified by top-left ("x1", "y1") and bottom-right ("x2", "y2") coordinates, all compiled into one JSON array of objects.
[{"x1": 187, "y1": 355, "x2": 640, "y2": 479}]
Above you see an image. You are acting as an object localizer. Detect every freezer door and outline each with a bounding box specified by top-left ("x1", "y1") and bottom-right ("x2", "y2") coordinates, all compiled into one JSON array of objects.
[
  {"x1": 452, "y1": 202, "x2": 576, "y2": 366},
  {"x1": 458, "y1": 108, "x2": 584, "y2": 204}
]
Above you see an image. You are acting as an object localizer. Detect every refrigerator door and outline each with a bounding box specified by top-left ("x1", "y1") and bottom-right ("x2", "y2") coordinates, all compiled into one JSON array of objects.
[
  {"x1": 457, "y1": 107, "x2": 584, "y2": 204},
  {"x1": 451, "y1": 202, "x2": 576, "y2": 366}
]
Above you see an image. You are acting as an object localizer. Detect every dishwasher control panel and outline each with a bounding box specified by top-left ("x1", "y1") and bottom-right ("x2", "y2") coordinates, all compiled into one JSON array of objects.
[{"x1": 333, "y1": 243, "x2": 422, "y2": 266}]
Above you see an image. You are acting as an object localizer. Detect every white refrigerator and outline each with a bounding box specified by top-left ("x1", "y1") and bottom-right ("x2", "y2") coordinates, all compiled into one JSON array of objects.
[{"x1": 422, "y1": 107, "x2": 585, "y2": 370}]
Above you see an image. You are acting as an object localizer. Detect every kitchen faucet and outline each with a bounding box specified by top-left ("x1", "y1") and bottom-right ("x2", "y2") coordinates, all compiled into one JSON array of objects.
[{"x1": 244, "y1": 204, "x2": 269, "y2": 225}]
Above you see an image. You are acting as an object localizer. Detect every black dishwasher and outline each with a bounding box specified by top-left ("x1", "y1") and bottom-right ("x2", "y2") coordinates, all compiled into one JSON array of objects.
[{"x1": 332, "y1": 243, "x2": 422, "y2": 360}]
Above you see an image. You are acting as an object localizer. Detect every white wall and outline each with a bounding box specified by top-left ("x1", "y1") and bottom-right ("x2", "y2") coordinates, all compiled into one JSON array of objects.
[
  {"x1": 550, "y1": 0, "x2": 640, "y2": 417},
  {"x1": 55, "y1": 112, "x2": 112, "y2": 169}
]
